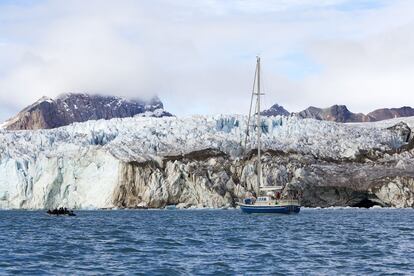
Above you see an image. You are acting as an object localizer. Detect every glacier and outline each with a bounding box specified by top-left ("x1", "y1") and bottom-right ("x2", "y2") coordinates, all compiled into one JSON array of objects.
[{"x1": 1, "y1": 115, "x2": 414, "y2": 209}]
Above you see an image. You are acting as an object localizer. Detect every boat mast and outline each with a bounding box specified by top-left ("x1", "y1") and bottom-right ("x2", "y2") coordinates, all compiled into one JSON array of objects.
[
  {"x1": 256, "y1": 56, "x2": 263, "y2": 194},
  {"x1": 244, "y1": 57, "x2": 264, "y2": 196},
  {"x1": 244, "y1": 62, "x2": 258, "y2": 150}
]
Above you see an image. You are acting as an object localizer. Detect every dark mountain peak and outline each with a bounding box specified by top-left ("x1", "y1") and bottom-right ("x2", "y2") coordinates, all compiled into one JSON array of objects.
[
  {"x1": 295, "y1": 104, "x2": 414, "y2": 123},
  {"x1": 368, "y1": 107, "x2": 414, "y2": 121},
  {"x1": 18, "y1": 96, "x2": 54, "y2": 114},
  {"x1": 38, "y1": 95, "x2": 53, "y2": 101},
  {"x1": 261, "y1": 104, "x2": 290, "y2": 117},
  {"x1": 330, "y1": 104, "x2": 349, "y2": 111},
  {"x1": 260, "y1": 101, "x2": 414, "y2": 123},
  {"x1": 297, "y1": 105, "x2": 370, "y2": 123},
  {"x1": 3, "y1": 93, "x2": 173, "y2": 130}
]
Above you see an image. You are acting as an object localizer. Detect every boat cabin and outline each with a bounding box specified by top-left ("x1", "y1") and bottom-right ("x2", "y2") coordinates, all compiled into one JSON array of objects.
[
  {"x1": 243, "y1": 196, "x2": 273, "y2": 205},
  {"x1": 256, "y1": 196, "x2": 271, "y2": 202}
]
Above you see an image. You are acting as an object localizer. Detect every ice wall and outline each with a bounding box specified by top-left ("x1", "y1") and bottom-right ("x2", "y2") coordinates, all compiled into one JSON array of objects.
[{"x1": 0, "y1": 115, "x2": 412, "y2": 209}]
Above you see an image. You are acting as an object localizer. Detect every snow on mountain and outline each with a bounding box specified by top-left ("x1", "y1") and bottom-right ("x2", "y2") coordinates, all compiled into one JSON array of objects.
[
  {"x1": 0, "y1": 115, "x2": 413, "y2": 209},
  {"x1": 2, "y1": 93, "x2": 173, "y2": 130}
]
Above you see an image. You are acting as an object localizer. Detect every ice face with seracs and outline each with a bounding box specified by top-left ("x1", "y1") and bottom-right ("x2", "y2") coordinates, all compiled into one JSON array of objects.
[{"x1": 0, "y1": 115, "x2": 411, "y2": 209}]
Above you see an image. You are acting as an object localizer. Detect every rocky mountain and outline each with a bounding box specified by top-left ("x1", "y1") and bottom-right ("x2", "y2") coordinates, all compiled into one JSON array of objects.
[
  {"x1": 260, "y1": 104, "x2": 290, "y2": 116},
  {"x1": 368, "y1": 107, "x2": 414, "y2": 121},
  {"x1": 0, "y1": 115, "x2": 413, "y2": 209},
  {"x1": 262, "y1": 104, "x2": 414, "y2": 123},
  {"x1": 2, "y1": 93, "x2": 173, "y2": 130},
  {"x1": 296, "y1": 105, "x2": 370, "y2": 123}
]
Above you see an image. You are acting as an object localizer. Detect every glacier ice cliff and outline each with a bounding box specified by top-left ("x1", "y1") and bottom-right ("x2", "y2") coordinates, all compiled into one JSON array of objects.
[{"x1": 1, "y1": 115, "x2": 414, "y2": 209}]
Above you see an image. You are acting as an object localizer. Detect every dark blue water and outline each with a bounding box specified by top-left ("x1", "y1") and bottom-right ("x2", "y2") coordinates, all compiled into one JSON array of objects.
[{"x1": 0, "y1": 209, "x2": 413, "y2": 275}]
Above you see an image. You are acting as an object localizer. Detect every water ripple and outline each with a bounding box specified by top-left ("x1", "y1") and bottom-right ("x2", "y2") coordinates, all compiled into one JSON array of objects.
[{"x1": 0, "y1": 209, "x2": 413, "y2": 275}]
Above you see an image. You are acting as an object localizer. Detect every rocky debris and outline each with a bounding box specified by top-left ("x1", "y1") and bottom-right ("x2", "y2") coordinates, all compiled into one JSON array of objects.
[
  {"x1": 387, "y1": 122, "x2": 412, "y2": 143},
  {"x1": 369, "y1": 177, "x2": 414, "y2": 208},
  {"x1": 3, "y1": 93, "x2": 173, "y2": 130},
  {"x1": 111, "y1": 147, "x2": 414, "y2": 208}
]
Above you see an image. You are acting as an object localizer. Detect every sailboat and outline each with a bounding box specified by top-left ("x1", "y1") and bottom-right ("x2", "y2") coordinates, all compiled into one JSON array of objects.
[{"x1": 238, "y1": 57, "x2": 301, "y2": 214}]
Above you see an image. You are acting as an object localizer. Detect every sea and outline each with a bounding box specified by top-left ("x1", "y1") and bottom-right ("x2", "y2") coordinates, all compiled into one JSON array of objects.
[{"x1": 0, "y1": 208, "x2": 413, "y2": 275}]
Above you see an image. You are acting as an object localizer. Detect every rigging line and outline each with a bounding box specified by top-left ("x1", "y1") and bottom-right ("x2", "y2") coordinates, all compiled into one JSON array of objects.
[
  {"x1": 244, "y1": 61, "x2": 258, "y2": 152},
  {"x1": 256, "y1": 56, "x2": 262, "y2": 190}
]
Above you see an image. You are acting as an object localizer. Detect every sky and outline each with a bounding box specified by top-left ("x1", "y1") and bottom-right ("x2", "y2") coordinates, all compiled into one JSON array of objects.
[{"x1": 0, "y1": 0, "x2": 414, "y2": 121}]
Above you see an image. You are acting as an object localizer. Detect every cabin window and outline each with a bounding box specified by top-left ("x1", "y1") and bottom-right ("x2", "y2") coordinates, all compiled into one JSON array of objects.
[{"x1": 258, "y1": 197, "x2": 269, "y2": 202}]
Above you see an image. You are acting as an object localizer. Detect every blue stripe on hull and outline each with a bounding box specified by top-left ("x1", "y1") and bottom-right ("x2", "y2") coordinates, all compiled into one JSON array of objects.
[{"x1": 240, "y1": 205, "x2": 300, "y2": 214}]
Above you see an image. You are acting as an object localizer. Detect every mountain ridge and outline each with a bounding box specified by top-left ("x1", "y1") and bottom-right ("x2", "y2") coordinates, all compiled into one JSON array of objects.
[
  {"x1": 262, "y1": 104, "x2": 414, "y2": 122},
  {"x1": 2, "y1": 93, "x2": 173, "y2": 130},
  {"x1": 3, "y1": 94, "x2": 414, "y2": 130}
]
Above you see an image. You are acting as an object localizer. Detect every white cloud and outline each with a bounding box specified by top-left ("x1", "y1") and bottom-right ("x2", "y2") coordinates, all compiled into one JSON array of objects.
[{"x1": 0, "y1": 0, "x2": 413, "y2": 121}]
